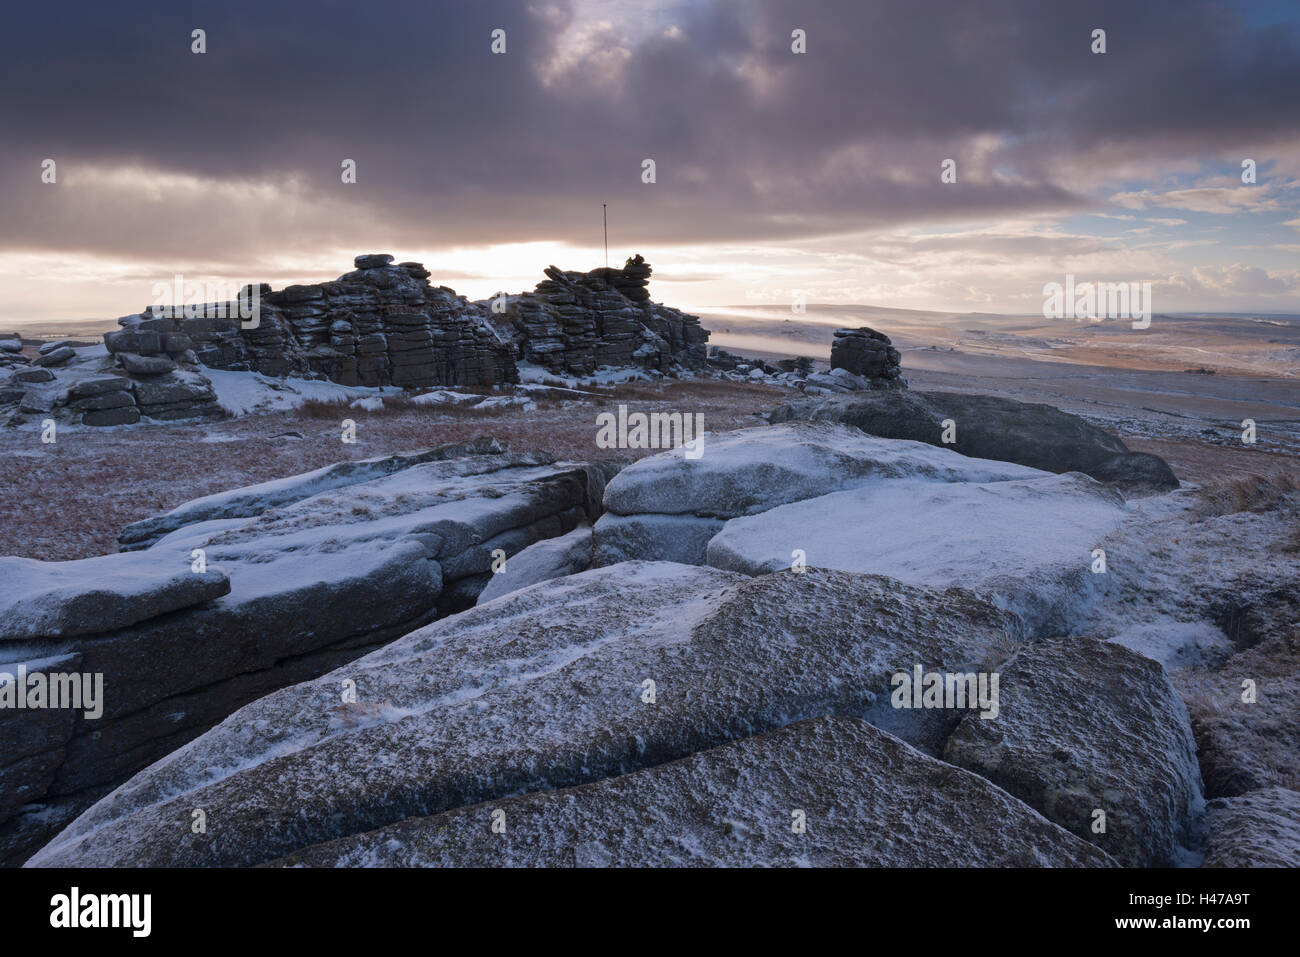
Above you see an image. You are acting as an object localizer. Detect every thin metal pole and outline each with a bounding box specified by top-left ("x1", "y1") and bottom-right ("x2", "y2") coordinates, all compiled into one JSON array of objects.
[{"x1": 603, "y1": 204, "x2": 608, "y2": 270}]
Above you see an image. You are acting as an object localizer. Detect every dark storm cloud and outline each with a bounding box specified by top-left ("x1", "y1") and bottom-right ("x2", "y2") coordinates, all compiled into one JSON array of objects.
[{"x1": 1, "y1": 0, "x2": 1297, "y2": 260}]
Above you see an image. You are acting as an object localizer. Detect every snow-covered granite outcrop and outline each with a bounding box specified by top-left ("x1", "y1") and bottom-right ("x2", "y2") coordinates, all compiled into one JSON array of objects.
[
  {"x1": 600, "y1": 422, "x2": 1043, "y2": 519},
  {"x1": 1, "y1": 343, "x2": 224, "y2": 428},
  {"x1": 707, "y1": 472, "x2": 1127, "y2": 634},
  {"x1": 0, "y1": 553, "x2": 230, "y2": 641},
  {"x1": 29, "y1": 562, "x2": 1205, "y2": 868},
  {"x1": 0, "y1": 437, "x2": 606, "y2": 865},
  {"x1": 28, "y1": 564, "x2": 1024, "y2": 866},
  {"x1": 593, "y1": 422, "x2": 1128, "y2": 633}
]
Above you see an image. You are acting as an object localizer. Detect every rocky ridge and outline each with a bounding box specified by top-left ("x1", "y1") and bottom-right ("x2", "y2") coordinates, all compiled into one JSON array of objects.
[
  {"x1": 120, "y1": 253, "x2": 707, "y2": 390},
  {"x1": 0, "y1": 437, "x2": 608, "y2": 865}
]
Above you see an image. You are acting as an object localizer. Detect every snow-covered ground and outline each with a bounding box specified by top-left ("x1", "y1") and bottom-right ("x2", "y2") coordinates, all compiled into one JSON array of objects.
[{"x1": 204, "y1": 368, "x2": 389, "y2": 416}]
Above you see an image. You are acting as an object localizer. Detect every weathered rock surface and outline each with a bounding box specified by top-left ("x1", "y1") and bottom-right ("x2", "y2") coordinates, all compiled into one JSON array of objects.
[
  {"x1": 1176, "y1": 646, "x2": 1300, "y2": 800},
  {"x1": 67, "y1": 376, "x2": 131, "y2": 400},
  {"x1": 770, "y1": 390, "x2": 1179, "y2": 490},
  {"x1": 706, "y1": 473, "x2": 1128, "y2": 634},
  {"x1": 476, "y1": 526, "x2": 592, "y2": 604},
  {"x1": 2, "y1": 438, "x2": 606, "y2": 866},
  {"x1": 32, "y1": 347, "x2": 75, "y2": 368},
  {"x1": 266, "y1": 716, "x2": 1114, "y2": 868},
  {"x1": 28, "y1": 566, "x2": 1023, "y2": 867},
  {"x1": 116, "y1": 352, "x2": 177, "y2": 376},
  {"x1": 593, "y1": 512, "x2": 726, "y2": 566},
  {"x1": 0, "y1": 654, "x2": 84, "y2": 826},
  {"x1": 118, "y1": 437, "x2": 510, "y2": 548},
  {"x1": 600, "y1": 422, "x2": 1042, "y2": 519},
  {"x1": 1203, "y1": 787, "x2": 1300, "y2": 867},
  {"x1": 81, "y1": 407, "x2": 140, "y2": 427},
  {"x1": 943, "y1": 637, "x2": 1203, "y2": 867}
]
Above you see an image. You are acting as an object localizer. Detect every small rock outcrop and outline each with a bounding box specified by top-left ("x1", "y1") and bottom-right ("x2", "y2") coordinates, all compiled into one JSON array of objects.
[
  {"x1": 3, "y1": 339, "x2": 224, "y2": 427},
  {"x1": 706, "y1": 347, "x2": 796, "y2": 378},
  {"x1": 829, "y1": 327, "x2": 905, "y2": 387},
  {"x1": 0, "y1": 335, "x2": 25, "y2": 366}
]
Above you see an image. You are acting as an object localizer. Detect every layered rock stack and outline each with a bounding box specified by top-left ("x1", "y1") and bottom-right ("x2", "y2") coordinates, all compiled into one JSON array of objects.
[
  {"x1": 0, "y1": 335, "x2": 23, "y2": 362},
  {"x1": 118, "y1": 254, "x2": 709, "y2": 390},
  {"x1": 96, "y1": 324, "x2": 223, "y2": 424},
  {"x1": 494, "y1": 255, "x2": 709, "y2": 376},
  {"x1": 0, "y1": 337, "x2": 29, "y2": 386},
  {"x1": 119, "y1": 255, "x2": 518, "y2": 389},
  {"x1": 830, "y1": 327, "x2": 904, "y2": 387}
]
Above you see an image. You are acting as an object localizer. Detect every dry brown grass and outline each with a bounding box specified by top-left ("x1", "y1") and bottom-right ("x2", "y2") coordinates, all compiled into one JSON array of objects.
[
  {"x1": 1, "y1": 378, "x2": 785, "y2": 561},
  {"x1": 1194, "y1": 470, "x2": 1300, "y2": 518},
  {"x1": 1124, "y1": 436, "x2": 1300, "y2": 488},
  {"x1": 587, "y1": 378, "x2": 783, "y2": 402}
]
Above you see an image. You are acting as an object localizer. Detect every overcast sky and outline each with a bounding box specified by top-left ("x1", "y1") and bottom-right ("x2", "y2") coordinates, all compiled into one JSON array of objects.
[{"x1": 2, "y1": 0, "x2": 1298, "y2": 324}]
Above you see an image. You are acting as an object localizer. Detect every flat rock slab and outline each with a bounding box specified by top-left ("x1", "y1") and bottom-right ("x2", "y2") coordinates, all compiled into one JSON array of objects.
[
  {"x1": 943, "y1": 637, "x2": 1203, "y2": 867},
  {"x1": 706, "y1": 473, "x2": 1128, "y2": 634},
  {"x1": 117, "y1": 353, "x2": 177, "y2": 375},
  {"x1": 67, "y1": 376, "x2": 131, "y2": 399},
  {"x1": 601, "y1": 422, "x2": 1044, "y2": 519},
  {"x1": 0, "y1": 553, "x2": 230, "y2": 643},
  {"x1": 33, "y1": 347, "x2": 75, "y2": 367},
  {"x1": 119, "y1": 437, "x2": 509, "y2": 548},
  {"x1": 1203, "y1": 787, "x2": 1300, "y2": 867},
  {"x1": 13, "y1": 368, "x2": 54, "y2": 384},
  {"x1": 82, "y1": 407, "x2": 141, "y2": 427},
  {"x1": 266, "y1": 716, "x2": 1114, "y2": 868},
  {"x1": 30, "y1": 565, "x2": 1021, "y2": 866},
  {"x1": 770, "y1": 390, "x2": 1179, "y2": 490},
  {"x1": 477, "y1": 526, "x2": 592, "y2": 604}
]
